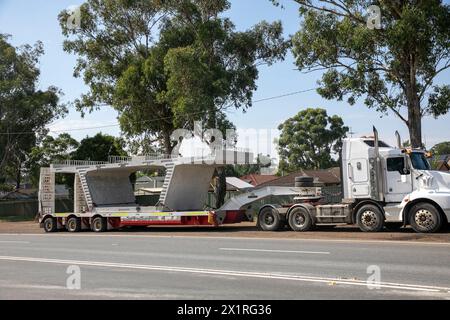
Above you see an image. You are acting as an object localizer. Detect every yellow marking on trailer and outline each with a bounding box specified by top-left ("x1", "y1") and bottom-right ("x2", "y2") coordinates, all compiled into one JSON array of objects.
[
  {"x1": 111, "y1": 212, "x2": 129, "y2": 217},
  {"x1": 54, "y1": 213, "x2": 69, "y2": 217}
]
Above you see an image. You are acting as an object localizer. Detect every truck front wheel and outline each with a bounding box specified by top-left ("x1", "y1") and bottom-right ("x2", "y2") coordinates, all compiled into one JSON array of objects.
[
  {"x1": 356, "y1": 205, "x2": 384, "y2": 232},
  {"x1": 409, "y1": 203, "x2": 442, "y2": 233},
  {"x1": 288, "y1": 207, "x2": 313, "y2": 232},
  {"x1": 257, "y1": 207, "x2": 281, "y2": 231}
]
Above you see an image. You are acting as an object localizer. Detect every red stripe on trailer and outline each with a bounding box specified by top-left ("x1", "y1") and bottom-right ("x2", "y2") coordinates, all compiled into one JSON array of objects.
[
  {"x1": 223, "y1": 210, "x2": 246, "y2": 224},
  {"x1": 120, "y1": 220, "x2": 184, "y2": 226}
]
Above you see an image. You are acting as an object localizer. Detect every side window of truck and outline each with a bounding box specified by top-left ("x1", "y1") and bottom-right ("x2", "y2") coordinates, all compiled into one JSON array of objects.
[{"x1": 387, "y1": 157, "x2": 404, "y2": 173}]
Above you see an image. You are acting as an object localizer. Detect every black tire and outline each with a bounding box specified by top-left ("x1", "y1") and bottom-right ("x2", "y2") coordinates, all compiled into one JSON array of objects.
[
  {"x1": 257, "y1": 207, "x2": 282, "y2": 231},
  {"x1": 288, "y1": 207, "x2": 313, "y2": 232},
  {"x1": 295, "y1": 176, "x2": 314, "y2": 183},
  {"x1": 43, "y1": 216, "x2": 57, "y2": 233},
  {"x1": 356, "y1": 204, "x2": 384, "y2": 232},
  {"x1": 91, "y1": 216, "x2": 107, "y2": 232},
  {"x1": 409, "y1": 203, "x2": 442, "y2": 233},
  {"x1": 66, "y1": 217, "x2": 81, "y2": 233},
  {"x1": 295, "y1": 182, "x2": 315, "y2": 187}
]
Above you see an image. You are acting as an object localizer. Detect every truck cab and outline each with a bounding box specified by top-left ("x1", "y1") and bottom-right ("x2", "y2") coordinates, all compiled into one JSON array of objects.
[
  {"x1": 341, "y1": 129, "x2": 450, "y2": 232},
  {"x1": 255, "y1": 128, "x2": 450, "y2": 233}
]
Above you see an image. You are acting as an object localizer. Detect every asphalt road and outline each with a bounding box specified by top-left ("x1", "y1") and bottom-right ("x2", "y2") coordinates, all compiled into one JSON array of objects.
[{"x1": 1, "y1": 233, "x2": 450, "y2": 300}]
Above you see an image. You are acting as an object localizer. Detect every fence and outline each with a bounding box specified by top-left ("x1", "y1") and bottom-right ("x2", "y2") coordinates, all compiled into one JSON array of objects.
[{"x1": 0, "y1": 199, "x2": 74, "y2": 219}]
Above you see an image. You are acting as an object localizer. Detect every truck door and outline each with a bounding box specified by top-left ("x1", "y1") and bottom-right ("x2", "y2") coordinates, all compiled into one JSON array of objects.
[
  {"x1": 349, "y1": 159, "x2": 370, "y2": 197},
  {"x1": 385, "y1": 156, "x2": 413, "y2": 203}
]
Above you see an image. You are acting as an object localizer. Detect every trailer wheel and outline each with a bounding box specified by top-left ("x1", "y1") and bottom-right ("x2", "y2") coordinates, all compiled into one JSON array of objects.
[
  {"x1": 257, "y1": 207, "x2": 281, "y2": 231},
  {"x1": 43, "y1": 217, "x2": 57, "y2": 233},
  {"x1": 356, "y1": 204, "x2": 384, "y2": 232},
  {"x1": 91, "y1": 217, "x2": 107, "y2": 233},
  {"x1": 288, "y1": 207, "x2": 313, "y2": 232},
  {"x1": 66, "y1": 217, "x2": 81, "y2": 233},
  {"x1": 409, "y1": 203, "x2": 442, "y2": 233}
]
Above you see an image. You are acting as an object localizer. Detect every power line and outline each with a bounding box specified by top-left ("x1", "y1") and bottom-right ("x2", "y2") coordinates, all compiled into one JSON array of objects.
[
  {"x1": 0, "y1": 88, "x2": 318, "y2": 135},
  {"x1": 253, "y1": 88, "x2": 317, "y2": 103}
]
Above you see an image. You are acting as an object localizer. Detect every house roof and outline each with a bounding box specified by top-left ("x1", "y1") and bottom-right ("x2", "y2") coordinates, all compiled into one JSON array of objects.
[
  {"x1": 436, "y1": 160, "x2": 450, "y2": 171},
  {"x1": 240, "y1": 174, "x2": 278, "y2": 186},
  {"x1": 258, "y1": 167, "x2": 341, "y2": 188}
]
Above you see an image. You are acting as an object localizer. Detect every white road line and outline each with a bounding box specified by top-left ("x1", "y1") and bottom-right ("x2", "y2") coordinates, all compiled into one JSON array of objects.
[
  {"x1": 0, "y1": 240, "x2": 30, "y2": 244},
  {"x1": 0, "y1": 255, "x2": 449, "y2": 294},
  {"x1": 1, "y1": 233, "x2": 450, "y2": 247},
  {"x1": 220, "y1": 248, "x2": 330, "y2": 255}
]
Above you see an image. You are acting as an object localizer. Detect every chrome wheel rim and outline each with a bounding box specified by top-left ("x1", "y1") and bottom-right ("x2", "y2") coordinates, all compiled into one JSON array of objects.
[
  {"x1": 414, "y1": 209, "x2": 435, "y2": 230},
  {"x1": 262, "y1": 211, "x2": 275, "y2": 226},
  {"x1": 93, "y1": 220, "x2": 101, "y2": 231},
  {"x1": 45, "y1": 219, "x2": 53, "y2": 231},
  {"x1": 293, "y1": 212, "x2": 306, "y2": 227},
  {"x1": 68, "y1": 220, "x2": 75, "y2": 231},
  {"x1": 361, "y1": 210, "x2": 378, "y2": 228}
]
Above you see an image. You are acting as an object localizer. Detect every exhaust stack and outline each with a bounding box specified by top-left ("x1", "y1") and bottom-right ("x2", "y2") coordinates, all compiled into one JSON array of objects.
[
  {"x1": 395, "y1": 131, "x2": 401, "y2": 149},
  {"x1": 373, "y1": 126, "x2": 380, "y2": 157},
  {"x1": 373, "y1": 126, "x2": 384, "y2": 201}
]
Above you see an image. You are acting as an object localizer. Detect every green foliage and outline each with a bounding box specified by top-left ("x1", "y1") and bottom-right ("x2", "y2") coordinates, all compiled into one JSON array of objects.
[
  {"x1": 71, "y1": 133, "x2": 127, "y2": 161},
  {"x1": 0, "y1": 34, "x2": 66, "y2": 189},
  {"x1": 277, "y1": 108, "x2": 348, "y2": 172},
  {"x1": 431, "y1": 141, "x2": 450, "y2": 155},
  {"x1": 430, "y1": 141, "x2": 450, "y2": 169},
  {"x1": 59, "y1": 0, "x2": 288, "y2": 153},
  {"x1": 225, "y1": 154, "x2": 272, "y2": 177},
  {"x1": 27, "y1": 134, "x2": 80, "y2": 186},
  {"x1": 291, "y1": 0, "x2": 450, "y2": 148}
]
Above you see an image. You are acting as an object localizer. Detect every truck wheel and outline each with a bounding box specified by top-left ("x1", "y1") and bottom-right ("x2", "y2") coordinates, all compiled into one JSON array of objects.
[
  {"x1": 288, "y1": 207, "x2": 313, "y2": 231},
  {"x1": 409, "y1": 203, "x2": 442, "y2": 233},
  {"x1": 257, "y1": 207, "x2": 281, "y2": 231},
  {"x1": 43, "y1": 217, "x2": 57, "y2": 233},
  {"x1": 66, "y1": 217, "x2": 81, "y2": 233},
  {"x1": 91, "y1": 217, "x2": 107, "y2": 232},
  {"x1": 356, "y1": 205, "x2": 384, "y2": 232}
]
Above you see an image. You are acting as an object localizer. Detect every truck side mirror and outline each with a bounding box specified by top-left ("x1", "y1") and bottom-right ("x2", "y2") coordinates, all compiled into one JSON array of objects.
[{"x1": 401, "y1": 157, "x2": 410, "y2": 175}]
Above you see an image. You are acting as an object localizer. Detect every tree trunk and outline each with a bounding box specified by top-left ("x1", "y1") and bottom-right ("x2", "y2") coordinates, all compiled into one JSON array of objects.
[
  {"x1": 15, "y1": 163, "x2": 21, "y2": 190},
  {"x1": 405, "y1": 55, "x2": 423, "y2": 149},
  {"x1": 405, "y1": 84, "x2": 422, "y2": 148},
  {"x1": 162, "y1": 130, "x2": 173, "y2": 155},
  {"x1": 407, "y1": 102, "x2": 422, "y2": 149}
]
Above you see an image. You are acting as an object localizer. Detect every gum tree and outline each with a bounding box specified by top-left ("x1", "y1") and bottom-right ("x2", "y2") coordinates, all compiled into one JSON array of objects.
[
  {"x1": 277, "y1": 108, "x2": 348, "y2": 172},
  {"x1": 288, "y1": 0, "x2": 450, "y2": 148},
  {"x1": 59, "y1": 0, "x2": 288, "y2": 154},
  {"x1": 0, "y1": 35, "x2": 66, "y2": 189}
]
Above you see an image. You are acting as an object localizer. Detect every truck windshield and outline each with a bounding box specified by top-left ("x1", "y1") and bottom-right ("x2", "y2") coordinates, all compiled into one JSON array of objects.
[{"x1": 410, "y1": 152, "x2": 431, "y2": 170}]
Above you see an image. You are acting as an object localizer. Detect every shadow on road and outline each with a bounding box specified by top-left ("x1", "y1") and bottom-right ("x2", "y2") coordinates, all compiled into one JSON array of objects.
[{"x1": 108, "y1": 222, "x2": 450, "y2": 237}]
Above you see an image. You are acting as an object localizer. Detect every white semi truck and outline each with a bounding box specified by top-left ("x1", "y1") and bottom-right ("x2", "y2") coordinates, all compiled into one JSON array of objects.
[{"x1": 248, "y1": 128, "x2": 450, "y2": 233}]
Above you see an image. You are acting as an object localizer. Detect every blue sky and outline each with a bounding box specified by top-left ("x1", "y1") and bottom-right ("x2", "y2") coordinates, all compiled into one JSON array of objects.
[{"x1": 0, "y1": 0, "x2": 449, "y2": 157}]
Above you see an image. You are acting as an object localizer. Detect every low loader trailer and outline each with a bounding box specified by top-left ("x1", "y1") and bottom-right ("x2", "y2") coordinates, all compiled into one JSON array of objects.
[{"x1": 38, "y1": 149, "x2": 264, "y2": 232}]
